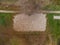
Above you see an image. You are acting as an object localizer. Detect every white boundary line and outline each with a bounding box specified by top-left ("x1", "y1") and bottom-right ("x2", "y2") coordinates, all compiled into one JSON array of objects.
[
  {"x1": 42, "y1": 11, "x2": 60, "y2": 13},
  {"x1": 0, "y1": 10, "x2": 19, "y2": 13},
  {"x1": 54, "y1": 16, "x2": 60, "y2": 19},
  {"x1": 0, "y1": 10, "x2": 60, "y2": 13}
]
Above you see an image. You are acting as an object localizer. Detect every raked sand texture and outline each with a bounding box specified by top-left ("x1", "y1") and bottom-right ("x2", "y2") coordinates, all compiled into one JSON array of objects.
[{"x1": 13, "y1": 13, "x2": 47, "y2": 31}]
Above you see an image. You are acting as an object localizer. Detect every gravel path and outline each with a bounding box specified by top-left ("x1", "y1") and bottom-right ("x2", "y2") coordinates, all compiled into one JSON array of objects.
[{"x1": 13, "y1": 13, "x2": 47, "y2": 31}]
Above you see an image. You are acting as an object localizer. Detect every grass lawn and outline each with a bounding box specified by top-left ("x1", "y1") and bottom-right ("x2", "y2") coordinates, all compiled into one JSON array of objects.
[
  {"x1": 0, "y1": 13, "x2": 14, "y2": 27},
  {"x1": 44, "y1": 3, "x2": 60, "y2": 44},
  {"x1": 47, "y1": 13, "x2": 60, "y2": 45}
]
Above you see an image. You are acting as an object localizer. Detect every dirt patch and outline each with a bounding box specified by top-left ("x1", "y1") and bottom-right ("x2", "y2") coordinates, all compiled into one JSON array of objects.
[{"x1": 13, "y1": 13, "x2": 47, "y2": 31}]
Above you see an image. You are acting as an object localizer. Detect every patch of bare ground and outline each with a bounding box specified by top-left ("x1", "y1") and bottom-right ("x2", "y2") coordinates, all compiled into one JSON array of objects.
[
  {"x1": 12, "y1": 13, "x2": 47, "y2": 45},
  {"x1": 13, "y1": 13, "x2": 47, "y2": 31},
  {"x1": 0, "y1": 15, "x2": 47, "y2": 45},
  {"x1": 0, "y1": 3, "x2": 20, "y2": 11},
  {"x1": 0, "y1": 25, "x2": 47, "y2": 45},
  {"x1": 14, "y1": 31, "x2": 47, "y2": 45}
]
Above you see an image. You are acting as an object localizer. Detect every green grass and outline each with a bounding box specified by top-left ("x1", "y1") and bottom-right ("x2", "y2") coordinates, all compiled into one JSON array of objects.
[
  {"x1": 0, "y1": 13, "x2": 14, "y2": 27},
  {"x1": 47, "y1": 13, "x2": 60, "y2": 39},
  {"x1": 44, "y1": 4, "x2": 60, "y2": 11},
  {"x1": 47, "y1": 13, "x2": 60, "y2": 45}
]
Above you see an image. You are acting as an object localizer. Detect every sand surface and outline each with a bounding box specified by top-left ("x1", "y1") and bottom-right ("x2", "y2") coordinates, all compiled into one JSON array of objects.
[{"x1": 13, "y1": 13, "x2": 47, "y2": 31}]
